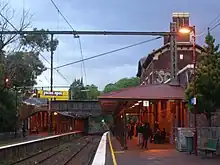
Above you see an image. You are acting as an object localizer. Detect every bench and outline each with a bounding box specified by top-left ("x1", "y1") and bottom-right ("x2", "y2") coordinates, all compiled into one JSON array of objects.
[{"x1": 198, "y1": 139, "x2": 218, "y2": 157}]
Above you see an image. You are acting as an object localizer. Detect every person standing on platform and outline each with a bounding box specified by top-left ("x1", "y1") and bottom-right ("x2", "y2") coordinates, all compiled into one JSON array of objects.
[
  {"x1": 136, "y1": 122, "x2": 142, "y2": 146},
  {"x1": 22, "y1": 124, "x2": 26, "y2": 138},
  {"x1": 141, "y1": 123, "x2": 151, "y2": 149}
]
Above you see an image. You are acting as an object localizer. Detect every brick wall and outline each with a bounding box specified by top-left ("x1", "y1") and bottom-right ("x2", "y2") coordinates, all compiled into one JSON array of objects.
[{"x1": 187, "y1": 111, "x2": 220, "y2": 127}]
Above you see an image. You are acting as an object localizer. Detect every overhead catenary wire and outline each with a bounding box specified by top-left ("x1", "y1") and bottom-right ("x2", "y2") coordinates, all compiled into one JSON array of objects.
[
  {"x1": 54, "y1": 36, "x2": 162, "y2": 69},
  {"x1": 196, "y1": 13, "x2": 220, "y2": 37},
  {"x1": 78, "y1": 37, "x2": 87, "y2": 85},
  {"x1": 50, "y1": 0, "x2": 87, "y2": 84}
]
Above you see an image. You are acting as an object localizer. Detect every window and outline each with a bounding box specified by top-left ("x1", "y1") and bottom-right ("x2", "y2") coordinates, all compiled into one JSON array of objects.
[{"x1": 180, "y1": 54, "x2": 183, "y2": 60}]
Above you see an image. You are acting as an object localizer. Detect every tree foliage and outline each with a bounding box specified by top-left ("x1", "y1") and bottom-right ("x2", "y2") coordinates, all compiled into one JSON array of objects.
[
  {"x1": 103, "y1": 77, "x2": 140, "y2": 93},
  {"x1": 69, "y1": 79, "x2": 100, "y2": 100},
  {"x1": 185, "y1": 31, "x2": 220, "y2": 126},
  {"x1": 86, "y1": 84, "x2": 100, "y2": 100},
  {"x1": 0, "y1": 90, "x2": 16, "y2": 132},
  {"x1": 0, "y1": 1, "x2": 59, "y2": 132}
]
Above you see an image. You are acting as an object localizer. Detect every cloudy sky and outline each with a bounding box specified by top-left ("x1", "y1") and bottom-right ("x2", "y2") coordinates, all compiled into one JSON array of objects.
[{"x1": 7, "y1": 0, "x2": 220, "y2": 90}]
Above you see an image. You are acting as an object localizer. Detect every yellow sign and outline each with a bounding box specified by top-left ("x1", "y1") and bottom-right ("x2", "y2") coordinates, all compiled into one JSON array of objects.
[{"x1": 38, "y1": 90, "x2": 69, "y2": 100}]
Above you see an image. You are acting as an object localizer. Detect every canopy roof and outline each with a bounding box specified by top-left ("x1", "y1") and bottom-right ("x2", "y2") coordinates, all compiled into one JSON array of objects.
[
  {"x1": 98, "y1": 84, "x2": 184, "y2": 114},
  {"x1": 98, "y1": 84, "x2": 184, "y2": 100}
]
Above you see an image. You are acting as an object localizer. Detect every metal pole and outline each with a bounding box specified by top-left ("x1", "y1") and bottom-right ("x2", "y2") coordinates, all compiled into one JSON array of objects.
[
  {"x1": 0, "y1": 30, "x2": 175, "y2": 36},
  {"x1": 170, "y1": 22, "x2": 178, "y2": 82},
  {"x1": 48, "y1": 34, "x2": 54, "y2": 135},
  {"x1": 170, "y1": 23, "x2": 174, "y2": 79},
  {"x1": 192, "y1": 26, "x2": 197, "y2": 156},
  {"x1": 50, "y1": 34, "x2": 54, "y2": 92},
  {"x1": 123, "y1": 110, "x2": 128, "y2": 150},
  {"x1": 15, "y1": 87, "x2": 18, "y2": 138}
]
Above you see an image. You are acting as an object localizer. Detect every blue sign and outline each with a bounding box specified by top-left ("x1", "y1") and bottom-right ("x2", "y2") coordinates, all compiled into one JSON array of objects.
[{"x1": 190, "y1": 97, "x2": 196, "y2": 105}]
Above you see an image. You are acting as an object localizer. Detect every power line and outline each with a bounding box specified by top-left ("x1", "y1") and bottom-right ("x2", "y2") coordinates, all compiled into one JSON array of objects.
[
  {"x1": 197, "y1": 13, "x2": 220, "y2": 37},
  {"x1": 78, "y1": 37, "x2": 87, "y2": 84},
  {"x1": 54, "y1": 37, "x2": 162, "y2": 69},
  {"x1": 209, "y1": 14, "x2": 220, "y2": 29},
  {"x1": 210, "y1": 22, "x2": 220, "y2": 31},
  {"x1": 50, "y1": 0, "x2": 87, "y2": 84},
  {"x1": 50, "y1": 0, "x2": 75, "y2": 33}
]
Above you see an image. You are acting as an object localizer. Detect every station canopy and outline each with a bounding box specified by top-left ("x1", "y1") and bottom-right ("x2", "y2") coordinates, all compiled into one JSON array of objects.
[{"x1": 98, "y1": 84, "x2": 184, "y2": 114}]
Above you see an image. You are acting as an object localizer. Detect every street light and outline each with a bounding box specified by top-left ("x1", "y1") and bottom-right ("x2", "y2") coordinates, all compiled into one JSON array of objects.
[{"x1": 179, "y1": 25, "x2": 197, "y2": 156}]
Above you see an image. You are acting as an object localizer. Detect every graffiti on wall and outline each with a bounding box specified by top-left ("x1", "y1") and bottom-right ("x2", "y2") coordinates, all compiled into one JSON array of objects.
[{"x1": 154, "y1": 70, "x2": 171, "y2": 84}]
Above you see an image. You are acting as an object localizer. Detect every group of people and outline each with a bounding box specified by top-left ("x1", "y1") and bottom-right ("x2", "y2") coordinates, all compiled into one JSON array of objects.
[
  {"x1": 126, "y1": 122, "x2": 167, "y2": 149},
  {"x1": 135, "y1": 122, "x2": 152, "y2": 149}
]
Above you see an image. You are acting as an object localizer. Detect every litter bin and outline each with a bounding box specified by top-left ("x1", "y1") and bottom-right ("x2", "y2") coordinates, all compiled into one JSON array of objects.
[{"x1": 185, "y1": 136, "x2": 194, "y2": 154}]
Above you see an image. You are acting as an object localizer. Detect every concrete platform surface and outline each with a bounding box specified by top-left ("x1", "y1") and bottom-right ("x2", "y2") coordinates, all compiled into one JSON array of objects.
[{"x1": 106, "y1": 135, "x2": 220, "y2": 165}]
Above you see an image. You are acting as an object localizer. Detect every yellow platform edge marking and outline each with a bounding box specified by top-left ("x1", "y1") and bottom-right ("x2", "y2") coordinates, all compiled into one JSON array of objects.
[{"x1": 108, "y1": 133, "x2": 118, "y2": 165}]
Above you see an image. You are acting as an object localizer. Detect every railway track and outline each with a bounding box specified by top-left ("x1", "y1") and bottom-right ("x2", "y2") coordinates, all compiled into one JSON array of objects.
[
  {"x1": 9, "y1": 136, "x2": 100, "y2": 165},
  {"x1": 9, "y1": 136, "x2": 88, "y2": 165},
  {"x1": 62, "y1": 136, "x2": 100, "y2": 165}
]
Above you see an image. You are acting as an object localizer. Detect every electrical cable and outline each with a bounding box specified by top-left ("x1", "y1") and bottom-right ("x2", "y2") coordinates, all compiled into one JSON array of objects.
[
  {"x1": 54, "y1": 36, "x2": 162, "y2": 69},
  {"x1": 50, "y1": 0, "x2": 87, "y2": 84},
  {"x1": 196, "y1": 13, "x2": 220, "y2": 37},
  {"x1": 78, "y1": 38, "x2": 87, "y2": 85}
]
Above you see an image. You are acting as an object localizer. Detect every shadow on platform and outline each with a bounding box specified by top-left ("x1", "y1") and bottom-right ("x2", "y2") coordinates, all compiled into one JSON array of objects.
[{"x1": 127, "y1": 137, "x2": 175, "y2": 151}]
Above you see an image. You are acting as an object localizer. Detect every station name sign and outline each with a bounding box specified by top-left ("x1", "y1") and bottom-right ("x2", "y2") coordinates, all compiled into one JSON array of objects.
[{"x1": 43, "y1": 91, "x2": 63, "y2": 96}]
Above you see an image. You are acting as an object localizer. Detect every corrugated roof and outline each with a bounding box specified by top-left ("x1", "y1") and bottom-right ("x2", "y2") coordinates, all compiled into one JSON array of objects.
[
  {"x1": 58, "y1": 111, "x2": 100, "y2": 118},
  {"x1": 98, "y1": 84, "x2": 184, "y2": 100},
  {"x1": 22, "y1": 98, "x2": 48, "y2": 106}
]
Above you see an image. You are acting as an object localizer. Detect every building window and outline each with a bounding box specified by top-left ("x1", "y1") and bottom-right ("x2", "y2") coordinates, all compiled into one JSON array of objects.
[{"x1": 180, "y1": 54, "x2": 183, "y2": 60}]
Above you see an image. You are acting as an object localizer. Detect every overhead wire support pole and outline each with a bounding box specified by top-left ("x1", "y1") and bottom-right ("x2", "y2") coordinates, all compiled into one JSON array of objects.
[
  {"x1": 50, "y1": 34, "x2": 54, "y2": 92},
  {"x1": 48, "y1": 34, "x2": 54, "y2": 135},
  {"x1": 0, "y1": 30, "x2": 176, "y2": 36}
]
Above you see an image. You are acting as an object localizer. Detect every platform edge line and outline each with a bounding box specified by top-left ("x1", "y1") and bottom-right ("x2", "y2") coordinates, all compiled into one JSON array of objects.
[{"x1": 108, "y1": 133, "x2": 117, "y2": 165}]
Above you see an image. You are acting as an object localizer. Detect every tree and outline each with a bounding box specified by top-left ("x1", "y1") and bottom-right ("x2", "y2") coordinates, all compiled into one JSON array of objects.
[
  {"x1": 0, "y1": 89, "x2": 16, "y2": 132},
  {"x1": 86, "y1": 84, "x2": 100, "y2": 100},
  {"x1": 103, "y1": 77, "x2": 140, "y2": 93},
  {"x1": 0, "y1": 2, "x2": 59, "y2": 132},
  {"x1": 0, "y1": 2, "x2": 31, "y2": 53},
  {"x1": 69, "y1": 79, "x2": 101, "y2": 100},
  {"x1": 69, "y1": 78, "x2": 87, "y2": 100},
  {"x1": 185, "y1": 31, "x2": 220, "y2": 126}
]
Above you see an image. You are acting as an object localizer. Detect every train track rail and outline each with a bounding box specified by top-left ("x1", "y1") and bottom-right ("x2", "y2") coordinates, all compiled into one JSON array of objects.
[
  {"x1": 9, "y1": 136, "x2": 100, "y2": 165},
  {"x1": 62, "y1": 136, "x2": 100, "y2": 165},
  {"x1": 9, "y1": 136, "x2": 88, "y2": 165}
]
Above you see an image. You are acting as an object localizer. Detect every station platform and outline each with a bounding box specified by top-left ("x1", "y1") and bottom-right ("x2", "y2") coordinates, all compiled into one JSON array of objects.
[{"x1": 105, "y1": 133, "x2": 220, "y2": 165}]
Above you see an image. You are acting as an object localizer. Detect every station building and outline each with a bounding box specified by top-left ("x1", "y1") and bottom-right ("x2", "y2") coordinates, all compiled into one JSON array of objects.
[{"x1": 98, "y1": 13, "x2": 206, "y2": 149}]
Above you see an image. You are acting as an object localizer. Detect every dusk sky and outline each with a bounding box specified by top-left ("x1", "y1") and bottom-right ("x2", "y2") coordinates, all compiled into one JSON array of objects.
[{"x1": 8, "y1": 0, "x2": 220, "y2": 90}]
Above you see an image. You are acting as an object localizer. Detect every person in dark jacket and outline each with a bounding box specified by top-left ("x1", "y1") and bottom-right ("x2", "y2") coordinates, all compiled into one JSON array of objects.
[{"x1": 141, "y1": 123, "x2": 152, "y2": 149}]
